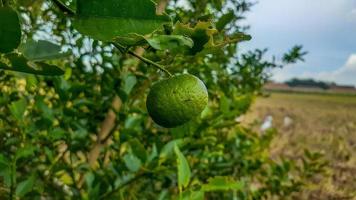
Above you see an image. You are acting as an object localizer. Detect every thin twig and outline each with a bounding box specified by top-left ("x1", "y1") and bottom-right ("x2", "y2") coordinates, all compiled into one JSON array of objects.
[
  {"x1": 87, "y1": 96, "x2": 122, "y2": 169},
  {"x1": 112, "y1": 43, "x2": 173, "y2": 77}
]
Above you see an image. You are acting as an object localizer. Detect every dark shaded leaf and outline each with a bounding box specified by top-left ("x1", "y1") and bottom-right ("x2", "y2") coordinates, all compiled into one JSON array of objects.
[
  {"x1": 0, "y1": 53, "x2": 64, "y2": 76},
  {"x1": 216, "y1": 10, "x2": 235, "y2": 31},
  {"x1": 129, "y1": 139, "x2": 147, "y2": 163},
  {"x1": 173, "y1": 22, "x2": 216, "y2": 55},
  {"x1": 0, "y1": 7, "x2": 21, "y2": 53},
  {"x1": 16, "y1": 175, "x2": 36, "y2": 197}
]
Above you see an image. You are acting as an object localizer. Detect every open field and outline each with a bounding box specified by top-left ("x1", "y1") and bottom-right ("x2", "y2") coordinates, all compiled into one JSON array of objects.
[{"x1": 244, "y1": 92, "x2": 356, "y2": 199}]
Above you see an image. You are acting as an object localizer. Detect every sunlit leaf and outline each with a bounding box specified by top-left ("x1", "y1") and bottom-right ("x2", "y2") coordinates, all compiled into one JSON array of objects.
[
  {"x1": 123, "y1": 153, "x2": 142, "y2": 172},
  {"x1": 159, "y1": 138, "x2": 187, "y2": 164},
  {"x1": 202, "y1": 176, "x2": 244, "y2": 191},
  {"x1": 73, "y1": 0, "x2": 171, "y2": 41},
  {"x1": 174, "y1": 145, "x2": 191, "y2": 189},
  {"x1": 20, "y1": 40, "x2": 71, "y2": 61},
  {"x1": 122, "y1": 74, "x2": 137, "y2": 95},
  {"x1": 147, "y1": 35, "x2": 193, "y2": 51},
  {"x1": 179, "y1": 190, "x2": 204, "y2": 200}
]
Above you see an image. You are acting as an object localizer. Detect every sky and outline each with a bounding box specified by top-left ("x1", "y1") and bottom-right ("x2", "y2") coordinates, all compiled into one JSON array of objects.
[{"x1": 240, "y1": 0, "x2": 356, "y2": 86}]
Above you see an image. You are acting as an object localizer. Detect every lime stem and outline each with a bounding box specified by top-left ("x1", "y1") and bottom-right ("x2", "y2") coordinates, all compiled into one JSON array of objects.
[{"x1": 112, "y1": 43, "x2": 173, "y2": 77}]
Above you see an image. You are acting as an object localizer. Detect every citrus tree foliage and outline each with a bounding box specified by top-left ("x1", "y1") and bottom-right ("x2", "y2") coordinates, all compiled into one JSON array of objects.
[{"x1": 0, "y1": 0, "x2": 325, "y2": 199}]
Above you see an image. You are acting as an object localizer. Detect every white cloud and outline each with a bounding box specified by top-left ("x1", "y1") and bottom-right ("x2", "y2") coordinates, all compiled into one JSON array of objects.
[
  {"x1": 271, "y1": 65, "x2": 297, "y2": 83},
  {"x1": 244, "y1": 0, "x2": 356, "y2": 87},
  {"x1": 310, "y1": 54, "x2": 356, "y2": 86},
  {"x1": 273, "y1": 54, "x2": 356, "y2": 86}
]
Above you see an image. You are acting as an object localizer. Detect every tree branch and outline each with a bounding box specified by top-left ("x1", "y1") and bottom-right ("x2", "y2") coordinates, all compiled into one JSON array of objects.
[
  {"x1": 88, "y1": 96, "x2": 122, "y2": 169},
  {"x1": 156, "y1": 0, "x2": 169, "y2": 15}
]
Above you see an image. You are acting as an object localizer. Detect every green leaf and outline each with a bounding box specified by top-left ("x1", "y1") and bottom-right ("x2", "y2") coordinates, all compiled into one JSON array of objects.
[
  {"x1": 51, "y1": 0, "x2": 77, "y2": 14},
  {"x1": 219, "y1": 94, "x2": 230, "y2": 114},
  {"x1": 0, "y1": 7, "x2": 22, "y2": 53},
  {"x1": 20, "y1": 40, "x2": 71, "y2": 61},
  {"x1": 84, "y1": 172, "x2": 95, "y2": 188},
  {"x1": 159, "y1": 139, "x2": 187, "y2": 164},
  {"x1": 157, "y1": 190, "x2": 169, "y2": 200},
  {"x1": 35, "y1": 96, "x2": 54, "y2": 120},
  {"x1": 198, "y1": 32, "x2": 251, "y2": 56},
  {"x1": 0, "y1": 168, "x2": 12, "y2": 187},
  {"x1": 122, "y1": 74, "x2": 137, "y2": 95},
  {"x1": 212, "y1": 0, "x2": 223, "y2": 11},
  {"x1": 201, "y1": 176, "x2": 244, "y2": 191},
  {"x1": 49, "y1": 128, "x2": 67, "y2": 141},
  {"x1": 114, "y1": 34, "x2": 147, "y2": 47},
  {"x1": 216, "y1": 10, "x2": 235, "y2": 31},
  {"x1": 147, "y1": 144, "x2": 158, "y2": 163},
  {"x1": 146, "y1": 35, "x2": 193, "y2": 51},
  {"x1": 180, "y1": 190, "x2": 204, "y2": 200},
  {"x1": 0, "y1": 160, "x2": 11, "y2": 187},
  {"x1": 173, "y1": 22, "x2": 216, "y2": 55},
  {"x1": 16, "y1": 175, "x2": 36, "y2": 197},
  {"x1": 0, "y1": 53, "x2": 64, "y2": 76},
  {"x1": 123, "y1": 153, "x2": 142, "y2": 172},
  {"x1": 73, "y1": 0, "x2": 171, "y2": 41},
  {"x1": 172, "y1": 21, "x2": 251, "y2": 56},
  {"x1": 129, "y1": 139, "x2": 147, "y2": 163},
  {"x1": 9, "y1": 99, "x2": 27, "y2": 121},
  {"x1": 174, "y1": 145, "x2": 191, "y2": 189},
  {"x1": 0, "y1": 154, "x2": 9, "y2": 169},
  {"x1": 16, "y1": 145, "x2": 36, "y2": 160}
]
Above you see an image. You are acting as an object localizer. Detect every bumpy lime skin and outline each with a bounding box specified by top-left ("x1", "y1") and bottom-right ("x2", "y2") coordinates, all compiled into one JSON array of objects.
[{"x1": 146, "y1": 74, "x2": 208, "y2": 128}]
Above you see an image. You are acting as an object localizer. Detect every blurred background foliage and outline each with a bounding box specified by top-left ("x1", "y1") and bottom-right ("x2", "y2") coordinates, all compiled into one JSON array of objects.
[{"x1": 0, "y1": 0, "x2": 326, "y2": 199}]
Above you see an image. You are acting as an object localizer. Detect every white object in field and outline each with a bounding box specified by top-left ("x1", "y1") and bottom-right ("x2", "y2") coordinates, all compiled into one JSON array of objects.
[
  {"x1": 235, "y1": 115, "x2": 244, "y2": 123},
  {"x1": 283, "y1": 116, "x2": 293, "y2": 127},
  {"x1": 260, "y1": 115, "x2": 273, "y2": 131}
]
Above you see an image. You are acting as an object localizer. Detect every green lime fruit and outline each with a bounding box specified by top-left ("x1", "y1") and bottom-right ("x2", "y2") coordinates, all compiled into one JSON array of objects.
[{"x1": 146, "y1": 74, "x2": 208, "y2": 128}]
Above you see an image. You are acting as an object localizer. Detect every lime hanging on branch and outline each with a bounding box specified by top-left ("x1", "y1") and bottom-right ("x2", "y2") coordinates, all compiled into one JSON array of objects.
[{"x1": 146, "y1": 74, "x2": 208, "y2": 128}]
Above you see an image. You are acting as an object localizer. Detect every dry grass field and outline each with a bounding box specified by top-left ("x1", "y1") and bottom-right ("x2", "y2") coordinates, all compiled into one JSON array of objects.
[{"x1": 244, "y1": 92, "x2": 356, "y2": 199}]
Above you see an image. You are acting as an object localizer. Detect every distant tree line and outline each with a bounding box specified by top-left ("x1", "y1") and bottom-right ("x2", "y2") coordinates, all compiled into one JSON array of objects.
[{"x1": 286, "y1": 78, "x2": 331, "y2": 89}]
